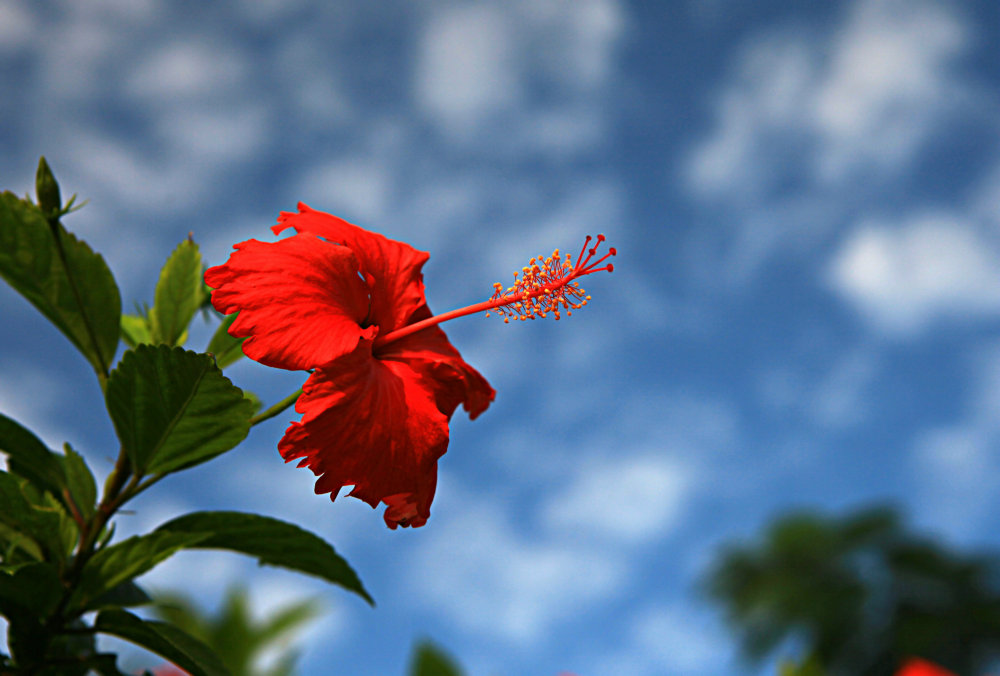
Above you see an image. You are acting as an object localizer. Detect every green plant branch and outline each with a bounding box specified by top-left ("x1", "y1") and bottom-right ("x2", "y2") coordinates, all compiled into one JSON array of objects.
[{"x1": 250, "y1": 388, "x2": 302, "y2": 426}]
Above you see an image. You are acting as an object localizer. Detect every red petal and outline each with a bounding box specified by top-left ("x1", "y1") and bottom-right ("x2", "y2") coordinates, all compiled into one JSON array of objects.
[
  {"x1": 895, "y1": 659, "x2": 957, "y2": 676},
  {"x1": 377, "y1": 307, "x2": 494, "y2": 420},
  {"x1": 277, "y1": 341, "x2": 450, "y2": 529},
  {"x1": 273, "y1": 203, "x2": 430, "y2": 334},
  {"x1": 205, "y1": 234, "x2": 377, "y2": 370}
]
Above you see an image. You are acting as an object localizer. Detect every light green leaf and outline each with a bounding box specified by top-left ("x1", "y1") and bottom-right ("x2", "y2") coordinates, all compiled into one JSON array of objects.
[
  {"x1": 63, "y1": 443, "x2": 96, "y2": 520},
  {"x1": 95, "y1": 609, "x2": 230, "y2": 676},
  {"x1": 155, "y1": 511, "x2": 373, "y2": 605},
  {"x1": 0, "y1": 191, "x2": 121, "y2": 378},
  {"x1": 105, "y1": 345, "x2": 254, "y2": 476},
  {"x1": 151, "y1": 239, "x2": 204, "y2": 347},
  {"x1": 0, "y1": 472, "x2": 63, "y2": 562},
  {"x1": 0, "y1": 521, "x2": 44, "y2": 561},
  {"x1": 120, "y1": 313, "x2": 152, "y2": 348},
  {"x1": 205, "y1": 313, "x2": 245, "y2": 369}
]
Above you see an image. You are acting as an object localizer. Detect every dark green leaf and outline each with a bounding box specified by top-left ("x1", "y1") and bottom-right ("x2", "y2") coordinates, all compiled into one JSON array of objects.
[
  {"x1": 0, "y1": 412, "x2": 67, "y2": 501},
  {"x1": 151, "y1": 239, "x2": 204, "y2": 346},
  {"x1": 35, "y1": 157, "x2": 61, "y2": 217},
  {"x1": 120, "y1": 313, "x2": 152, "y2": 348},
  {"x1": 74, "y1": 532, "x2": 208, "y2": 611},
  {"x1": 409, "y1": 641, "x2": 465, "y2": 676},
  {"x1": 89, "y1": 580, "x2": 153, "y2": 610},
  {"x1": 84, "y1": 653, "x2": 131, "y2": 676},
  {"x1": 0, "y1": 191, "x2": 121, "y2": 378},
  {"x1": 0, "y1": 565, "x2": 62, "y2": 668},
  {"x1": 63, "y1": 443, "x2": 96, "y2": 520},
  {"x1": 105, "y1": 345, "x2": 254, "y2": 476},
  {"x1": 205, "y1": 313, "x2": 245, "y2": 369},
  {"x1": 0, "y1": 562, "x2": 62, "y2": 619},
  {"x1": 155, "y1": 511, "x2": 373, "y2": 605},
  {"x1": 0, "y1": 472, "x2": 63, "y2": 561},
  {"x1": 95, "y1": 609, "x2": 229, "y2": 676}
]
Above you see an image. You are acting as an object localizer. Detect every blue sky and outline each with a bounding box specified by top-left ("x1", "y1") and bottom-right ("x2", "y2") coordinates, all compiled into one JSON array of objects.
[{"x1": 2, "y1": 0, "x2": 1000, "y2": 674}]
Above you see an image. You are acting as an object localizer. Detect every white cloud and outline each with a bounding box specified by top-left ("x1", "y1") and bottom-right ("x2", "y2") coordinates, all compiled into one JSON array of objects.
[
  {"x1": 0, "y1": 0, "x2": 33, "y2": 51},
  {"x1": 587, "y1": 603, "x2": 732, "y2": 676},
  {"x1": 686, "y1": 34, "x2": 815, "y2": 198},
  {"x1": 828, "y1": 213, "x2": 1000, "y2": 333},
  {"x1": 542, "y1": 456, "x2": 692, "y2": 544},
  {"x1": 60, "y1": 129, "x2": 207, "y2": 213},
  {"x1": 126, "y1": 41, "x2": 248, "y2": 103},
  {"x1": 295, "y1": 159, "x2": 392, "y2": 224},
  {"x1": 415, "y1": 493, "x2": 627, "y2": 642},
  {"x1": 413, "y1": 0, "x2": 625, "y2": 152},
  {"x1": 813, "y1": 0, "x2": 966, "y2": 180},
  {"x1": 627, "y1": 605, "x2": 729, "y2": 673},
  {"x1": 686, "y1": 0, "x2": 970, "y2": 197},
  {"x1": 415, "y1": 5, "x2": 520, "y2": 132},
  {"x1": 155, "y1": 106, "x2": 268, "y2": 163}
]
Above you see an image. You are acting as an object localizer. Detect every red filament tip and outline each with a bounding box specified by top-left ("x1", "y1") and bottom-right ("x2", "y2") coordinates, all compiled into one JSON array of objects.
[{"x1": 486, "y1": 235, "x2": 616, "y2": 323}]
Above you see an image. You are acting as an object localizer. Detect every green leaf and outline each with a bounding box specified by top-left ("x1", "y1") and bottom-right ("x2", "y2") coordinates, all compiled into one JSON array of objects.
[
  {"x1": 35, "y1": 157, "x2": 61, "y2": 218},
  {"x1": 95, "y1": 609, "x2": 230, "y2": 676},
  {"x1": 0, "y1": 412, "x2": 66, "y2": 501},
  {"x1": 0, "y1": 191, "x2": 121, "y2": 378},
  {"x1": 82, "y1": 653, "x2": 130, "y2": 676},
  {"x1": 105, "y1": 345, "x2": 254, "y2": 476},
  {"x1": 63, "y1": 443, "x2": 96, "y2": 520},
  {"x1": 120, "y1": 313, "x2": 152, "y2": 348},
  {"x1": 151, "y1": 239, "x2": 204, "y2": 347},
  {"x1": 74, "y1": 532, "x2": 208, "y2": 611},
  {"x1": 242, "y1": 390, "x2": 263, "y2": 415},
  {"x1": 0, "y1": 564, "x2": 64, "y2": 669},
  {"x1": 409, "y1": 641, "x2": 465, "y2": 676},
  {"x1": 155, "y1": 511, "x2": 373, "y2": 605},
  {"x1": 89, "y1": 580, "x2": 153, "y2": 610},
  {"x1": 0, "y1": 521, "x2": 44, "y2": 561},
  {"x1": 205, "y1": 313, "x2": 245, "y2": 369},
  {"x1": 0, "y1": 561, "x2": 62, "y2": 619},
  {"x1": 0, "y1": 472, "x2": 63, "y2": 561},
  {"x1": 20, "y1": 482, "x2": 78, "y2": 565}
]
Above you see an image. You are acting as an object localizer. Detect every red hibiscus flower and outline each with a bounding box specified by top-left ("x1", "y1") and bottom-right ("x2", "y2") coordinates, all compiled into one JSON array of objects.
[
  {"x1": 206, "y1": 203, "x2": 613, "y2": 528},
  {"x1": 206, "y1": 204, "x2": 494, "y2": 528},
  {"x1": 895, "y1": 658, "x2": 957, "y2": 676}
]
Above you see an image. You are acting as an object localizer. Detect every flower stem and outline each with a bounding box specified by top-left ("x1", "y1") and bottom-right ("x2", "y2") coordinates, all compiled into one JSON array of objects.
[
  {"x1": 251, "y1": 388, "x2": 303, "y2": 426},
  {"x1": 374, "y1": 298, "x2": 500, "y2": 348}
]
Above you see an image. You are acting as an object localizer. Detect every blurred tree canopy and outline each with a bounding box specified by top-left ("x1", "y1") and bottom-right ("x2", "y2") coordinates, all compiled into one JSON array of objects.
[{"x1": 704, "y1": 507, "x2": 1000, "y2": 675}]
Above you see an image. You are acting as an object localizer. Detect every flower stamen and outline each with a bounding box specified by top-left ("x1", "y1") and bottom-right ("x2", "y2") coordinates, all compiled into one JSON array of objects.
[
  {"x1": 374, "y1": 234, "x2": 615, "y2": 348},
  {"x1": 486, "y1": 235, "x2": 615, "y2": 323}
]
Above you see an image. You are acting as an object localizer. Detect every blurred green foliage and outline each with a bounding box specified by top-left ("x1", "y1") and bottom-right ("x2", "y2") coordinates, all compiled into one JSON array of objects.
[
  {"x1": 152, "y1": 587, "x2": 320, "y2": 676},
  {"x1": 706, "y1": 506, "x2": 1000, "y2": 675}
]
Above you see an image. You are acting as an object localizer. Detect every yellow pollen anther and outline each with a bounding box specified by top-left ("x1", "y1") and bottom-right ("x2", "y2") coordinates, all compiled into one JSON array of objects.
[{"x1": 485, "y1": 235, "x2": 615, "y2": 324}]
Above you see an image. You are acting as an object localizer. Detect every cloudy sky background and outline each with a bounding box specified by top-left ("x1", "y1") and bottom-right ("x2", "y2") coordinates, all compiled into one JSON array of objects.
[{"x1": 2, "y1": 0, "x2": 1000, "y2": 674}]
